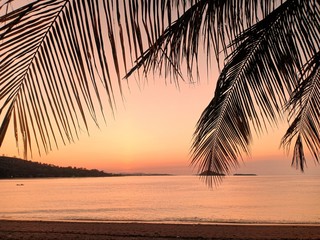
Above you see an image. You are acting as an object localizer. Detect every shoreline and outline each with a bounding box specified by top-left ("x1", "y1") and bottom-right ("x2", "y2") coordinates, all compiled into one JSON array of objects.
[
  {"x1": 1, "y1": 220, "x2": 320, "y2": 240},
  {"x1": 2, "y1": 217, "x2": 320, "y2": 226}
]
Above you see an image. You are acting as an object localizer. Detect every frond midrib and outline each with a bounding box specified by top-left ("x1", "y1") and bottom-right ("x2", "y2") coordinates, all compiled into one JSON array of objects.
[
  {"x1": 6, "y1": 0, "x2": 69, "y2": 108},
  {"x1": 296, "y1": 67, "x2": 320, "y2": 137},
  {"x1": 202, "y1": 2, "x2": 293, "y2": 154}
]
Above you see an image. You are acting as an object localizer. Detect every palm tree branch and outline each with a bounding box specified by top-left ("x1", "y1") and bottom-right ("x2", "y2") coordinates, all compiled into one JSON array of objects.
[
  {"x1": 282, "y1": 51, "x2": 320, "y2": 170},
  {"x1": 191, "y1": 0, "x2": 320, "y2": 184},
  {"x1": 0, "y1": 0, "x2": 125, "y2": 157},
  {"x1": 125, "y1": 0, "x2": 279, "y2": 81}
]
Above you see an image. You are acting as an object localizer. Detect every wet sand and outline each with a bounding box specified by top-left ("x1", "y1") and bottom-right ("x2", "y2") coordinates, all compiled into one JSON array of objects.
[{"x1": 0, "y1": 220, "x2": 319, "y2": 240}]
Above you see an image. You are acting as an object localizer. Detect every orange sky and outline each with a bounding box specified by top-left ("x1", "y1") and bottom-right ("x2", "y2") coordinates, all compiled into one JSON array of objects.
[
  {"x1": 1, "y1": 1, "x2": 319, "y2": 176},
  {"x1": 2, "y1": 71, "x2": 319, "y2": 175}
]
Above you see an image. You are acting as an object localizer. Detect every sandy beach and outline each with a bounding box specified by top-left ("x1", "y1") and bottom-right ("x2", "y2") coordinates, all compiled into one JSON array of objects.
[{"x1": 0, "y1": 220, "x2": 319, "y2": 240}]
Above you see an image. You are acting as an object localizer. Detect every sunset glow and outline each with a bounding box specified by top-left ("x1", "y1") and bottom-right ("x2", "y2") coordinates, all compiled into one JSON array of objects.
[{"x1": 2, "y1": 75, "x2": 318, "y2": 175}]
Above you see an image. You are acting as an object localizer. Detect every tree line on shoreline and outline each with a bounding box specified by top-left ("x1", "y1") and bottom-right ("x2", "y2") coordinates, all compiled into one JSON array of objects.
[{"x1": 0, "y1": 156, "x2": 115, "y2": 178}]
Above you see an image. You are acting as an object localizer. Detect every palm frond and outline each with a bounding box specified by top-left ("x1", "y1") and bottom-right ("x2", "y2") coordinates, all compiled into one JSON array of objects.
[
  {"x1": 125, "y1": 0, "x2": 279, "y2": 80},
  {"x1": 282, "y1": 51, "x2": 320, "y2": 170},
  {"x1": 191, "y1": 0, "x2": 320, "y2": 185},
  {"x1": 0, "y1": 0, "x2": 126, "y2": 158}
]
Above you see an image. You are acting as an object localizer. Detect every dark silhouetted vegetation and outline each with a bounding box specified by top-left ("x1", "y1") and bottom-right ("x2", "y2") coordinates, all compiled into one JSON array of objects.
[{"x1": 0, "y1": 156, "x2": 116, "y2": 178}]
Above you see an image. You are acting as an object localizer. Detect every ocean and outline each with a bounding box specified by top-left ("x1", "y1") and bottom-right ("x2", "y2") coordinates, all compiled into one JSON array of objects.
[{"x1": 1, "y1": 175, "x2": 319, "y2": 224}]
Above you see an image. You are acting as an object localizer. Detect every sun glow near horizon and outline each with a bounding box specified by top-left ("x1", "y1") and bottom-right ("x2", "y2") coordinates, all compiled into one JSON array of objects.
[
  {"x1": 1, "y1": 78, "x2": 215, "y2": 174},
  {"x1": 2, "y1": 77, "x2": 318, "y2": 175}
]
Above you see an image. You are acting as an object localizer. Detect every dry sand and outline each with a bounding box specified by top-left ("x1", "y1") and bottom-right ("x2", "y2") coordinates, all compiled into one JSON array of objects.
[{"x1": 0, "y1": 220, "x2": 319, "y2": 240}]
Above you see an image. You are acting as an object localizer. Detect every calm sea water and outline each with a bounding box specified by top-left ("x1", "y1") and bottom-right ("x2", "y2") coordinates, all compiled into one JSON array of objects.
[{"x1": 1, "y1": 175, "x2": 319, "y2": 224}]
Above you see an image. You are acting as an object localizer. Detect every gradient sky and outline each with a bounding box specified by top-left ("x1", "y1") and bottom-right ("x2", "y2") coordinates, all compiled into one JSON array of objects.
[
  {"x1": 1, "y1": 1, "x2": 319, "y2": 176},
  {"x1": 3, "y1": 69, "x2": 319, "y2": 175}
]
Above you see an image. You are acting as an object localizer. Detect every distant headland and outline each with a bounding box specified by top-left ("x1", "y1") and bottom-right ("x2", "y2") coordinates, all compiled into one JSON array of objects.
[{"x1": 0, "y1": 156, "x2": 171, "y2": 179}]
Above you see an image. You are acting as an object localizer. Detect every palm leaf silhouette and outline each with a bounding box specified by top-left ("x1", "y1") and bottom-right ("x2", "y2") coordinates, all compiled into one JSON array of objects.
[
  {"x1": 1, "y1": 1, "x2": 122, "y2": 157},
  {"x1": 125, "y1": 0, "x2": 277, "y2": 80},
  {"x1": 191, "y1": 0, "x2": 320, "y2": 184},
  {"x1": 282, "y1": 51, "x2": 320, "y2": 170}
]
